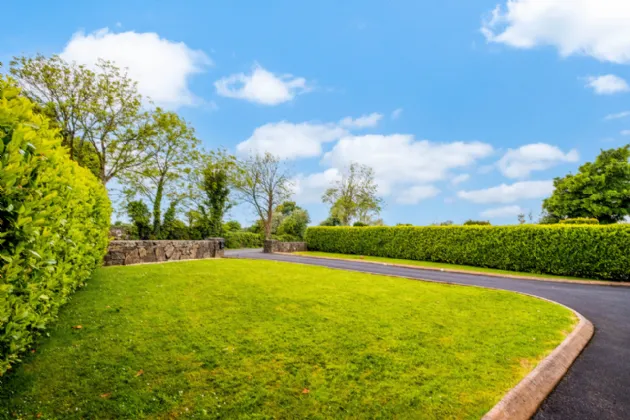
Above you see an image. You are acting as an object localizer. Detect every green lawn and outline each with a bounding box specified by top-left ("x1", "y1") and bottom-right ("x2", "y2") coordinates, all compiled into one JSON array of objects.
[
  {"x1": 294, "y1": 251, "x2": 596, "y2": 282},
  {"x1": 1, "y1": 259, "x2": 575, "y2": 419}
]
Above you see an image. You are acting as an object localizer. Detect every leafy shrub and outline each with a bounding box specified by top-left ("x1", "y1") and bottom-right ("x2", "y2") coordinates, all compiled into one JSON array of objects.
[
  {"x1": 305, "y1": 225, "x2": 630, "y2": 281},
  {"x1": 559, "y1": 218, "x2": 599, "y2": 225},
  {"x1": 353, "y1": 222, "x2": 368, "y2": 227},
  {"x1": 0, "y1": 77, "x2": 111, "y2": 374},
  {"x1": 225, "y1": 232, "x2": 263, "y2": 249},
  {"x1": 272, "y1": 234, "x2": 302, "y2": 242},
  {"x1": 223, "y1": 220, "x2": 242, "y2": 232},
  {"x1": 463, "y1": 220, "x2": 491, "y2": 226}
]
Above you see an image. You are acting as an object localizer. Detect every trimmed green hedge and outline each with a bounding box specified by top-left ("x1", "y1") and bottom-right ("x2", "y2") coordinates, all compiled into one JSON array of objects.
[
  {"x1": 559, "y1": 218, "x2": 599, "y2": 225},
  {"x1": 305, "y1": 225, "x2": 630, "y2": 281},
  {"x1": 0, "y1": 77, "x2": 111, "y2": 374},
  {"x1": 225, "y1": 232, "x2": 263, "y2": 249}
]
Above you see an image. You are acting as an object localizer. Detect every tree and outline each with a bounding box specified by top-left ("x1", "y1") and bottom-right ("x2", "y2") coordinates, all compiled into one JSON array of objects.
[
  {"x1": 122, "y1": 109, "x2": 199, "y2": 238},
  {"x1": 517, "y1": 213, "x2": 526, "y2": 224},
  {"x1": 319, "y1": 216, "x2": 341, "y2": 226},
  {"x1": 198, "y1": 162, "x2": 232, "y2": 238},
  {"x1": 277, "y1": 208, "x2": 311, "y2": 239},
  {"x1": 224, "y1": 220, "x2": 242, "y2": 232},
  {"x1": 322, "y1": 163, "x2": 383, "y2": 225},
  {"x1": 543, "y1": 145, "x2": 630, "y2": 224},
  {"x1": 232, "y1": 153, "x2": 293, "y2": 239},
  {"x1": 160, "y1": 201, "x2": 188, "y2": 239},
  {"x1": 127, "y1": 201, "x2": 151, "y2": 240},
  {"x1": 10, "y1": 55, "x2": 153, "y2": 184}
]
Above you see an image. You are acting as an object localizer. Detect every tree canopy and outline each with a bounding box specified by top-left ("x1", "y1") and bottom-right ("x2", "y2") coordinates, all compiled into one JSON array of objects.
[
  {"x1": 543, "y1": 145, "x2": 630, "y2": 224},
  {"x1": 10, "y1": 55, "x2": 154, "y2": 184},
  {"x1": 322, "y1": 163, "x2": 383, "y2": 226}
]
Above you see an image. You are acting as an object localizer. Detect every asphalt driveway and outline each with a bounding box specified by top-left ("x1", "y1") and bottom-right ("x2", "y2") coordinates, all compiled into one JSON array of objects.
[{"x1": 226, "y1": 249, "x2": 630, "y2": 419}]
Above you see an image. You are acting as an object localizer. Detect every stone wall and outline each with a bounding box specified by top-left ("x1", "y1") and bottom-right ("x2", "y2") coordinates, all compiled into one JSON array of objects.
[
  {"x1": 263, "y1": 240, "x2": 307, "y2": 253},
  {"x1": 104, "y1": 239, "x2": 224, "y2": 266}
]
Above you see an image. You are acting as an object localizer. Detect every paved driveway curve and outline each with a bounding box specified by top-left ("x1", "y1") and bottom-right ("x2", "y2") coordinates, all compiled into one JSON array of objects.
[{"x1": 226, "y1": 249, "x2": 630, "y2": 420}]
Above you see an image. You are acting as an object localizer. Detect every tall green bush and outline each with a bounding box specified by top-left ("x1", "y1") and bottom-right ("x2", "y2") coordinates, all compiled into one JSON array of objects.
[
  {"x1": 0, "y1": 77, "x2": 111, "y2": 374},
  {"x1": 305, "y1": 225, "x2": 630, "y2": 281}
]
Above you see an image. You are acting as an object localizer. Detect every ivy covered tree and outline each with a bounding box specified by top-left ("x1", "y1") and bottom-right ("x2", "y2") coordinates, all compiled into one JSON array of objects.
[
  {"x1": 543, "y1": 145, "x2": 630, "y2": 224},
  {"x1": 126, "y1": 201, "x2": 151, "y2": 240}
]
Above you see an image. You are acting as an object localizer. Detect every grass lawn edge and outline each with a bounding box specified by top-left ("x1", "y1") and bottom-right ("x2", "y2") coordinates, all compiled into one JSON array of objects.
[
  {"x1": 287, "y1": 252, "x2": 630, "y2": 287},
  {"x1": 249, "y1": 256, "x2": 594, "y2": 420},
  {"x1": 483, "y1": 307, "x2": 594, "y2": 420}
]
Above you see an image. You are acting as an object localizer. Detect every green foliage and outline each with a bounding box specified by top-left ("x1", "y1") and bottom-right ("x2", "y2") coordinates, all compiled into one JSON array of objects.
[
  {"x1": 276, "y1": 208, "x2": 310, "y2": 239},
  {"x1": 122, "y1": 108, "x2": 200, "y2": 238},
  {"x1": 224, "y1": 232, "x2": 263, "y2": 249},
  {"x1": 305, "y1": 225, "x2": 630, "y2": 281},
  {"x1": 0, "y1": 76, "x2": 111, "y2": 374},
  {"x1": 126, "y1": 201, "x2": 151, "y2": 240},
  {"x1": 273, "y1": 234, "x2": 302, "y2": 242},
  {"x1": 559, "y1": 218, "x2": 600, "y2": 225},
  {"x1": 463, "y1": 220, "x2": 491, "y2": 226},
  {"x1": 223, "y1": 220, "x2": 242, "y2": 232},
  {"x1": 322, "y1": 163, "x2": 383, "y2": 225},
  {"x1": 319, "y1": 216, "x2": 341, "y2": 226},
  {"x1": 232, "y1": 152, "x2": 293, "y2": 239},
  {"x1": 10, "y1": 55, "x2": 154, "y2": 184},
  {"x1": 353, "y1": 221, "x2": 368, "y2": 227},
  {"x1": 543, "y1": 145, "x2": 630, "y2": 224}
]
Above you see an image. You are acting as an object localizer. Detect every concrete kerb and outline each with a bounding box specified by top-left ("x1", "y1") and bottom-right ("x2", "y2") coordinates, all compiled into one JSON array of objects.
[
  {"x1": 277, "y1": 253, "x2": 630, "y2": 287},
  {"x1": 241, "y1": 255, "x2": 595, "y2": 420}
]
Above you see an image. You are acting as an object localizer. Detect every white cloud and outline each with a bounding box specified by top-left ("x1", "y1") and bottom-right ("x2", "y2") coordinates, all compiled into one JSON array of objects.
[
  {"x1": 481, "y1": 0, "x2": 630, "y2": 63},
  {"x1": 339, "y1": 113, "x2": 383, "y2": 129},
  {"x1": 396, "y1": 185, "x2": 440, "y2": 204},
  {"x1": 323, "y1": 135, "x2": 494, "y2": 192},
  {"x1": 391, "y1": 108, "x2": 403, "y2": 120},
  {"x1": 236, "y1": 121, "x2": 347, "y2": 159},
  {"x1": 215, "y1": 64, "x2": 310, "y2": 105},
  {"x1": 621, "y1": 130, "x2": 630, "y2": 136},
  {"x1": 585, "y1": 75, "x2": 630, "y2": 95},
  {"x1": 60, "y1": 28, "x2": 211, "y2": 108},
  {"x1": 605, "y1": 111, "x2": 630, "y2": 120},
  {"x1": 451, "y1": 174, "x2": 470, "y2": 185},
  {"x1": 498, "y1": 143, "x2": 579, "y2": 178},
  {"x1": 292, "y1": 169, "x2": 341, "y2": 203},
  {"x1": 458, "y1": 180, "x2": 554, "y2": 203},
  {"x1": 480, "y1": 205, "x2": 524, "y2": 218}
]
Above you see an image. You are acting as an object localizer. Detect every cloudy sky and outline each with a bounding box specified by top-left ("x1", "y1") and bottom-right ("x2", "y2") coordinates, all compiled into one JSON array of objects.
[{"x1": 2, "y1": 0, "x2": 630, "y2": 225}]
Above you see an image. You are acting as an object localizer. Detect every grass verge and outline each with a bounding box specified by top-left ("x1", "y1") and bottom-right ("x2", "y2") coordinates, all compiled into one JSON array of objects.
[
  {"x1": 293, "y1": 251, "x2": 601, "y2": 282},
  {"x1": 1, "y1": 259, "x2": 575, "y2": 419}
]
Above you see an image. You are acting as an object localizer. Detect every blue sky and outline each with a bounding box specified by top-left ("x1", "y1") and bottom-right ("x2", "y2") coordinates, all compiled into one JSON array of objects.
[{"x1": 3, "y1": 0, "x2": 630, "y2": 226}]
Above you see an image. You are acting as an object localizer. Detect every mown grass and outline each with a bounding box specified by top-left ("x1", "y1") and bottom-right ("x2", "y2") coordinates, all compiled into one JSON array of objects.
[
  {"x1": 1, "y1": 259, "x2": 575, "y2": 419},
  {"x1": 294, "y1": 251, "x2": 599, "y2": 282}
]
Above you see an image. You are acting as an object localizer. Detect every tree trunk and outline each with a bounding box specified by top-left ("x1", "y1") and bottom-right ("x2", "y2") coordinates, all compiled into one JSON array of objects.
[{"x1": 153, "y1": 181, "x2": 164, "y2": 238}]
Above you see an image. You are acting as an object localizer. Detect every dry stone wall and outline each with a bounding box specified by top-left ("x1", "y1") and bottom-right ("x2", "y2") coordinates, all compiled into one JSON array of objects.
[
  {"x1": 263, "y1": 240, "x2": 307, "y2": 253},
  {"x1": 105, "y1": 240, "x2": 224, "y2": 266}
]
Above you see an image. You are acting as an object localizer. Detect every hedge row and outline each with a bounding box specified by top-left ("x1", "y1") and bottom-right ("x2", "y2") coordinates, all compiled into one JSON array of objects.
[
  {"x1": 305, "y1": 225, "x2": 630, "y2": 281},
  {"x1": 0, "y1": 77, "x2": 111, "y2": 374},
  {"x1": 224, "y1": 232, "x2": 302, "y2": 249},
  {"x1": 225, "y1": 232, "x2": 263, "y2": 249}
]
